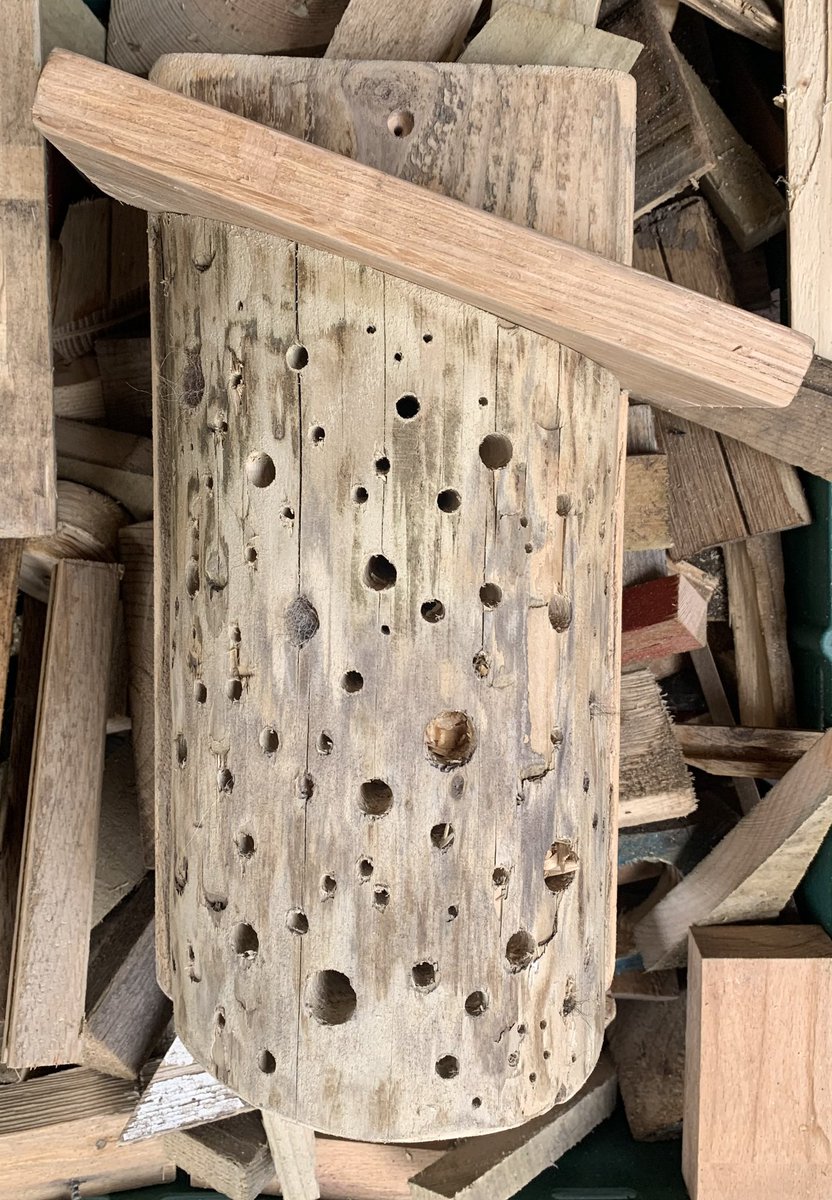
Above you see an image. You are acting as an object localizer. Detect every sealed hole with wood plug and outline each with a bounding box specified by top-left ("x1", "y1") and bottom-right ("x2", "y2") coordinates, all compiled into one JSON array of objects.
[
  {"x1": 544, "y1": 841, "x2": 579, "y2": 893},
  {"x1": 359, "y1": 779, "x2": 393, "y2": 817},
  {"x1": 548, "y1": 594, "x2": 573, "y2": 632},
  {"x1": 425, "y1": 711, "x2": 476, "y2": 769},
  {"x1": 305, "y1": 970, "x2": 356, "y2": 1025}
]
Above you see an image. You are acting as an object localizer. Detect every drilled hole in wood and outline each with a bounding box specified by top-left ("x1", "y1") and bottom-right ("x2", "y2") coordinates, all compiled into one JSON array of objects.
[
  {"x1": 529, "y1": 1073, "x2": 537, "y2": 1084},
  {"x1": 310, "y1": 425, "x2": 326, "y2": 444},
  {"x1": 175, "y1": 735, "x2": 187, "y2": 767},
  {"x1": 285, "y1": 343, "x2": 308, "y2": 371},
  {"x1": 478, "y1": 395, "x2": 489, "y2": 407},
  {"x1": 492, "y1": 866, "x2": 509, "y2": 888},
  {"x1": 174, "y1": 856, "x2": 188, "y2": 895},
  {"x1": 286, "y1": 909, "x2": 309, "y2": 935},
  {"x1": 421, "y1": 599, "x2": 445, "y2": 623},
  {"x1": 517, "y1": 1024, "x2": 527, "y2": 1036},
  {"x1": 366, "y1": 324, "x2": 376, "y2": 334},
  {"x1": 353, "y1": 486, "x2": 369, "y2": 504},
  {"x1": 217, "y1": 767, "x2": 234, "y2": 793},
  {"x1": 381, "y1": 624, "x2": 391, "y2": 635},
  {"x1": 321, "y1": 874, "x2": 337, "y2": 898},
  {"x1": 260, "y1": 727, "x2": 279, "y2": 753},
  {"x1": 548, "y1": 594, "x2": 573, "y2": 632},
  {"x1": 233, "y1": 923, "x2": 258, "y2": 958},
  {"x1": 246, "y1": 451, "x2": 275, "y2": 488},
  {"x1": 376, "y1": 455, "x2": 391, "y2": 475},
  {"x1": 437, "y1": 489, "x2": 461, "y2": 513},
  {"x1": 393, "y1": 351, "x2": 403, "y2": 362},
  {"x1": 472, "y1": 1097, "x2": 482, "y2": 1108},
  {"x1": 364, "y1": 555, "x2": 397, "y2": 590},
  {"x1": 229, "y1": 624, "x2": 241, "y2": 645},
  {"x1": 281, "y1": 506, "x2": 295, "y2": 521},
  {"x1": 185, "y1": 558, "x2": 199, "y2": 597},
  {"x1": 473, "y1": 651, "x2": 490, "y2": 678},
  {"x1": 204, "y1": 890, "x2": 227, "y2": 913},
  {"x1": 425, "y1": 711, "x2": 476, "y2": 770},
  {"x1": 396, "y1": 394, "x2": 420, "y2": 420},
  {"x1": 465, "y1": 990, "x2": 488, "y2": 1017},
  {"x1": 258, "y1": 1050, "x2": 276, "y2": 1074},
  {"x1": 359, "y1": 779, "x2": 393, "y2": 817},
  {"x1": 519, "y1": 516, "x2": 529, "y2": 528},
  {"x1": 436, "y1": 1055, "x2": 459, "y2": 1079},
  {"x1": 479, "y1": 434, "x2": 513, "y2": 469},
  {"x1": 317, "y1": 731, "x2": 333, "y2": 755},
  {"x1": 373, "y1": 885, "x2": 390, "y2": 909},
  {"x1": 544, "y1": 841, "x2": 579, "y2": 893},
  {"x1": 387, "y1": 109, "x2": 414, "y2": 138},
  {"x1": 358, "y1": 857, "x2": 374, "y2": 880},
  {"x1": 305, "y1": 970, "x2": 356, "y2": 1025},
  {"x1": 342, "y1": 671, "x2": 364, "y2": 693},
  {"x1": 285, "y1": 595, "x2": 319, "y2": 647},
  {"x1": 299, "y1": 773, "x2": 315, "y2": 800},
  {"x1": 524, "y1": 543, "x2": 533, "y2": 554},
  {"x1": 430, "y1": 822, "x2": 455, "y2": 851},
  {"x1": 226, "y1": 678, "x2": 242, "y2": 701},
  {"x1": 245, "y1": 545, "x2": 257, "y2": 564},
  {"x1": 479, "y1": 582, "x2": 502, "y2": 609},
  {"x1": 550, "y1": 728, "x2": 564, "y2": 747},
  {"x1": 540, "y1": 1019, "x2": 548, "y2": 1030},
  {"x1": 506, "y1": 930, "x2": 536, "y2": 971},
  {"x1": 543, "y1": 1050, "x2": 551, "y2": 1060},
  {"x1": 216, "y1": 1010, "x2": 226, "y2": 1030},
  {"x1": 447, "y1": 904, "x2": 459, "y2": 920},
  {"x1": 557, "y1": 494, "x2": 572, "y2": 516},
  {"x1": 236, "y1": 832, "x2": 255, "y2": 858},
  {"x1": 412, "y1": 961, "x2": 437, "y2": 991},
  {"x1": 423, "y1": 333, "x2": 433, "y2": 344}
]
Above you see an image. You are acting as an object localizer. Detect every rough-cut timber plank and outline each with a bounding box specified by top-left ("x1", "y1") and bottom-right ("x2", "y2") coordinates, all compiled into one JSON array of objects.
[
  {"x1": 32, "y1": 52, "x2": 814, "y2": 414},
  {"x1": 601, "y1": 0, "x2": 715, "y2": 216},
  {"x1": 108, "y1": 0, "x2": 348, "y2": 75},
  {"x1": 148, "y1": 53, "x2": 632, "y2": 1141},
  {"x1": 165, "y1": 1112, "x2": 275, "y2": 1200},
  {"x1": 618, "y1": 669, "x2": 695, "y2": 828},
  {"x1": 0, "y1": 0, "x2": 55, "y2": 537},
  {"x1": 676, "y1": 725, "x2": 821, "y2": 779},
  {"x1": 92, "y1": 736, "x2": 147, "y2": 925},
  {"x1": 0, "y1": 1066, "x2": 176, "y2": 1200},
  {"x1": 635, "y1": 730, "x2": 832, "y2": 969},
  {"x1": 680, "y1": 0, "x2": 781, "y2": 48},
  {"x1": 123, "y1": 1038, "x2": 250, "y2": 1142},
  {"x1": 607, "y1": 994, "x2": 686, "y2": 1141},
  {"x1": 326, "y1": 0, "x2": 479, "y2": 59},
  {"x1": 3, "y1": 561, "x2": 120, "y2": 1067},
  {"x1": 724, "y1": 533, "x2": 796, "y2": 729},
  {"x1": 256, "y1": 1140, "x2": 447, "y2": 1200},
  {"x1": 262, "y1": 1115, "x2": 320, "y2": 1200},
  {"x1": 621, "y1": 574, "x2": 707, "y2": 667},
  {"x1": 460, "y1": 4, "x2": 642, "y2": 69},
  {"x1": 55, "y1": 418, "x2": 153, "y2": 521},
  {"x1": 624, "y1": 456, "x2": 672, "y2": 551},
  {"x1": 684, "y1": 925, "x2": 832, "y2": 1200},
  {"x1": 492, "y1": 0, "x2": 603, "y2": 26},
  {"x1": 407, "y1": 1056, "x2": 617, "y2": 1200},
  {"x1": 118, "y1": 522, "x2": 155, "y2": 866}
]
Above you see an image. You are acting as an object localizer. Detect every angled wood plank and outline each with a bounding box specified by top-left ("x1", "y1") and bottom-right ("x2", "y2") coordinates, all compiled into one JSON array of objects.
[
  {"x1": 3, "y1": 560, "x2": 120, "y2": 1066},
  {"x1": 262, "y1": 1114, "x2": 320, "y2": 1200},
  {"x1": 491, "y1": 0, "x2": 603, "y2": 27},
  {"x1": 675, "y1": 725, "x2": 821, "y2": 779},
  {"x1": 118, "y1": 522, "x2": 155, "y2": 865},
  {"x1": 32, "y1": 52, "x2": 813, "y2": 414},
  {"x1": 326, "y1": 0, "x2": 479, "y2": 60},
  {"x1": 460, "y1": 5, "x2": 642, "y2": 70},
  {"x1": 621, "y1": 574, "x2": 707, "y2": 667},
  {"x1": 680, "y1": 0, "x2": 781, "y2": 48},
  {"x1": 607, "y1": 994, "x2": 686, "y2": 1141},
  {"x1": 165, "y1": 1112, "x2": 275, "y2": 1200}
]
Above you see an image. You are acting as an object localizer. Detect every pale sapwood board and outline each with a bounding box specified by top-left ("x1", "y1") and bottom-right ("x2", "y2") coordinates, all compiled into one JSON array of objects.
[
  {"x1": 635, "y1": 730, "x2": 832, "y2": 969},
  {"x1": 679, "y1": 0, "x2": 781, "y2": 48},
  {"x1": 683, "y1": 925, "x2": 832, "y2": 1200},
  {"x1": 459, "y1": 5, "x2": 643, "y2": 70},
  {"x1": 607, "y1": 993, "x2": 686, "y2": 1141},
  {"x1": 618, "y1": 669, "x2": 695, "y2": 828},
  {"x1": 118, "y1": 521, "x2": 155, "y2": 865},
  {"x1": 107, "y1": 0, "x2": 348, "y2": 74},
  {"x1": 325, "y1": 0, "x2": 480, "y2": 59},
  {"x1": 0, "y1": 0, "x2": 55, "y2": 537},
  {"x1": 3, "y1": 560, "x2": 120, "y2": 1066},
  {"x1": 144, "y1": 55, "x2": 633, "y2": 1141},
  {"x1": 32, "y1": 52, "x2": 815, "y2": 413},
  {"x1": 262, "y1": 1114, "x2": 320, "y2": 1200},
  {"x1": 491, "y1": 0, "x2": 603, "y2": 27},
  {"x1": 623, "y1": 456, "x2": 672, "y2": 551},
  {"x1": 675, "y1": 724, "x2": 820, "y2": 779}
]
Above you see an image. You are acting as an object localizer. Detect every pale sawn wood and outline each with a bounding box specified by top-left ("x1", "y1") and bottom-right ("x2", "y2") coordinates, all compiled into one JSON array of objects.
[
  {"x1": 262, "y1": 1114, "x2": 320, "y2": 1200},
  {"x1": 165, "y1": 1112, "x2": 275, "y2": 1200},
  {"x1": 491, "y1": 0, "x2": 603, "y2": 27},
  {"x1": 459, "y1": 4, "x2": 642, "y2": 70},
  {"x1": 607, "y1": 993, "x2": 686, "y2": 1141},
  {"x1": 679, "y1": 0, "x2": 781, "y2": 48},
  {"x1": 623, "y1": 456, "x2": 671, "y2": 551},
  {"x1": 675, "y1": 724, "x2": 821, "y2": 779},
  {"x1": 325, "y1": 0, "x2": 479, "y2": 60}
]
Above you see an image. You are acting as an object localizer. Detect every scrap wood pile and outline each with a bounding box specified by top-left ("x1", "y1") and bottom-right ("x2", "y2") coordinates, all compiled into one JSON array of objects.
[{"x1": 2, "y1": 0, "x2": 832, "y2": 1196}]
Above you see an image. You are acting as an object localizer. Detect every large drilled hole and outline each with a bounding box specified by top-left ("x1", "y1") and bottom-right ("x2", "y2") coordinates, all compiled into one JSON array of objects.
[
  {"x1": 317, "y1": 730, "x2": 333, "y2": 755},
  {"x1": 544, "y1": 841, "x2": 579, "y2": 893},
  {"x1": 236, "y1": 832, "x2": 255, "y2": 858},
  {"x1": 364, "y1": 555, "x2": 397, "y2": 590},
  {"x1": 233, "y1": 923, "x2": 259, "y2": 958},
  {"x1": 479, "y1": 434, "x2": 513, "y2": 470},
  {"x1": 465, "y1": 990, "x2": 488, "y2": 1017},
  {"x1": 437, "y1": 489, "x2": 461, "y2": 513},
  {"x1": 373, "y1": 885, "x2": 390, "y2": 909},
  {"x1": 193, "y1": 680, "x2": 207, "y2": 703},
  {"x1": 480, "y1": 582, "x2": 502, "y2": 609},
  {"x1": 342, "y1": 671, "x2": 364, "y2": 693},
  {"x1": 358, "y1": 857, "x2": 374, "y2": 880},
  {"x1": 412, "y1": 961, "x2": 437, "y2": 991},
  {"x1": 321, "y1": 874, "x2": 337, "y2": 898},
  {"x1": 436, "y1": 1055, "x2": 459, "y2": 1079},
  {"x1": 353, "y1": 486, "x2": 368, "y2": 504},
  {"x1": 395, "y1": 394, "x2": 420, "y2": 419},
  {"x1": 506, "y1": 930, "x2": 536, "y2": 972},
  {"x1": 286, "y1": 908, "x2": 309, "y2": 935},
  {"x1": 387, "y1": 109, "x2": 414, "y2": 138},
  {"x1": 430, "y1": 822, "x2": 455, "y2": 851},
  {"x1": 259, "y1": 727, "x2": 279, "y2": 753},
  {"x1": 217, "y1": 767, "x2": 234, "y2": 793},
  {"x1": 421, "y1": 599, "x2": 445, "y2": 623},
  {"x1": 425, "y1": 711, "x2": 476, "y2": 770},
  {"x1": 258, "y1": 1049, "x2": 276, "y2": 1074},
  {"x1": 226, "y1": 678, "x2": 242, "y2": 701},
  {"x1": 492, "y1": 866, "x2": 509, "y2": 888},
  {"x1": 305, "y1": 970, "x2": 356, "y2": 1025},
  {"x1": 548, "y1": 594, "x2": 573, "y2": 632},
  {"x1": 246, "y1": 451, "x2": 275, "y2": 487},
  {"x1": 376, "y1": 455, "x2": 391, "y2": 476},
  {"x1": 286, "y1": 343, "x2": 308, "y2": 371},
  {"x1": 359, "y1": 779, "x2": 393, "y2": 817}
]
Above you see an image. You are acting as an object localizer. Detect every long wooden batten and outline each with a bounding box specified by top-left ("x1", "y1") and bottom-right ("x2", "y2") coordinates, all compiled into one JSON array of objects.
[{"x1": 31, "y1": 50, "x2": 813, "y2": 413}]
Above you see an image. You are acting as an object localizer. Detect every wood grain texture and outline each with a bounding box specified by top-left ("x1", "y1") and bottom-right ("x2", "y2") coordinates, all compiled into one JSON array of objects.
[
  {"x1": 3, "y1": 560, "x2": 120, "y2": 1067},
  {"x1": 262, "y1": 1115, "x2": 320, "y2": 1200},
  {"x1": 407, "y1": 1056, "x2": 617, "y2": 1200},
  {"x1": 460, "y1": 5, "x2": 642, "y2": 70},
  {"x1": 118, "y1": 522, "x2": 155, "y2": 866},
  {"x1": 40, "y1": 0, "x2": 105, "y2": 60},
  {"x1": 675, "y1": 724, "x2": 821, "y2": 779},
  {"x1": 96, "y1": 337, "x2": 152, "y2": 436},
  {"x1": 0, "y1": 0, "x2": 56, "y2": 537},
  {"x1": 165, "y1": 1112, "x2": 275, "y2": 1200},
  {"x1": 635, "y1": 730, "x2": 832, "y2": 969},
  {"x1": 601, "y1": 0, "x2": 714, "y2": 216},
  {"x1": 147, "y1": 54, "x2": 632, "y2": 1140},
  {"x1": 20, "y1": 480, "x2": 127, "y2": 604},
  {"x1": 623, "y1": 456, "x2": 672, "y2": 551},
  {"x1": 32, "y1": 51, "x2": 814, "y2": 414},
  {"x1": 621, "y1": 574, "x2": 707, "y2": 666},
  {"x1": 618, "y1": 669, "x2": 695, "y2": 828},
  {"x1": 492, "y1": 0, "x2": 603, "y2": 28},
  {"x1": 107, "y1": 0, "x2": 348, "y2": 74},
  {"x1": 326, "y1": 0, "x2": 479, "y2": 59},
  {"x1": 607, "y1": 993, "x2": 686, "y2": 1140},
  {"x1": 92, "y1": 736, "x2": 147, "y2": 924},
  {"x1": 55, "y1": 418, "x2": 153, "y2": 521},
  {"x1": 680, "y1": 0, "x2": 781, "y2": 48},
  {"x1": 608, "y1": 967, "x2": 680, "y2": 1000},
  {"x1": 54, "y1": 356, "x2": 105, "y2": 421},
  {"x1": 684, "y1": 925, "x2": 832, "y2": 1200}
]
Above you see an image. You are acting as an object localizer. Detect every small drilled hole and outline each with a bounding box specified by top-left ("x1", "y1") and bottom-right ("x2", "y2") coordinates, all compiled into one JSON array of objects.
[
  {"x1": 321, "y1": 874, "x2": 337, "y2": 898},
  {"x1": 540, "y1": 1020, "x2": 548, "y2": 1030},
  {"x1": 193, "y1": 680, "x2": 207, "y2": 703},
  {"x1": 524, "y1": 543, "x2": 533, "y2": 554},
  {"x1": 185, "y1": 559, "x2": 199, "y2": 596},
  {"x1": 423, "y1": 333, "x2": 433, "y2": 343},
  {"x1": 260, "y1": 727, "x2": 279, "y2": 753},
  {"x1": 226, "y1": 678, "x2": 242, "y2": 701},
  {"x1": 506, "y1": 930, "x2": 536, "y2": 971},
  {"x1": 478, "y1": 395, "x2": 488, "y2": 407},
  {"x1": 529, "y1": 1073, "x2": 537, "y2": 1083},
  {"x1": 376, "y1": 456, "x2": 391, "y2": 475},
  {"x1": 548, "y1": 594, "x2": 573, "y2": 632},
  {"x1": 381, "y1": 624, "x2": 390, "y2": 635},
  {"x1": 518, "y1": 1024, "x2": 527, "y2": 1036},
  {"x1": 437, "y1": 489, "x2": 461, "y2": 513},
  {"x1": 359, "y1": 779, "x2": 393, "y2": 817},
  {"x1": 281, "y1": 505, "x2": 295, "y2": 521},
  {"x1": 305, "y1": 970, "x2": 356, "y2": 1025},
  {"x1": 396, "y1": 394, "x2": 420, "y2": 420},
  {"x1": 311, "y1": 425, "x2": 326, "y2": 444},
  {"x1": 216, "y1": 1010, "x2": 226, "y2": 1030},
  {"x1": 436, "y1": 1055, "x2": 459, "y2": 1080},
  {"x1": 492, "y1": 866, "x2": 509, "y2": 888},
  {"x1": 519, "y1": 516, "x2": 529, "y2": 528},
  {"x1": 479, "y1": 434, "x2": 513, "y2": 469},
  {"x1": 353, "y1": 486, "x2": 369, "y2": 504},
  {"x1": 472, "y1": 1097, "x2": 482, "y2": 1108},
  {"x1": 430, "y1": 822, "x2": 455, "y2": 851},
  {"x1": 286, "y1": 908, "x2": 309, "y2": 935},
  {"x1": 175, "y1": 735, "x2": 188, "y2": 767},
  {"x1": 258, "y1": 1050, "x2": 276, "y2": 1074},
  {"x1": 425, "y1": 711, "x2": 477, "y2": 770},
  {"x1": 358, "y1": 857, "x2": 374, "y2": 880},
  {"x1": 342, "y1": 671, "x2": 364, "y2": 693},
  {"x1": 246, "y1": 451, "x2": 275, "y2": 487},
  {"x1": 233, "y1": 923, "x2": 258, "y2": 957},
  {"x1": 245, "y1": 545, "x2": 257, "y2": 563},
  {"x1": 387, "y1": 109, "x2": 414, "y2": 138},
  {"x1": 236, "y1": 832, "x2": 255, "y2": 858},
  {"x1": 373, "y1": 885, "x2": 390, "y2": 909},
  {"x1": 364, "y1": 554, "x2": 397, "y2": 591},
  {"x1": 393, "y1": 351, "x2": 403, "y2": 362},
  {"x1": 412, "y1": 961, "x2": 437, "y2": 991},
  {"x1": 217, "y1": 767, "x2": 234, "y2": 793},
  {"x1": 366, "y1": 324, "x2": 376, "y2": 334},
  {"x1": 317, "y1": 730, "x2": 333, "y2": 755},
  {"x1": 447, "y1": 905, "x2": 459, "y2": 920},
  {"x1": 480, "y1": 583, "x2": 502, "y2": 609},
  {"x1": 543, "y1": 1050, "x2": 551, "y2": 1060},
  {"x1": 421, "y1": 599, "x2": 445, "y2": 623},
  {"x1": 544, "y1": 841, "x2": 579, "y2": 893},
  {"x1": 465, "y1": 990, "x2": 488, "y2": 1017},
  {"x1": 286, "y1": 343, "x2": 308, "y2": 371}
]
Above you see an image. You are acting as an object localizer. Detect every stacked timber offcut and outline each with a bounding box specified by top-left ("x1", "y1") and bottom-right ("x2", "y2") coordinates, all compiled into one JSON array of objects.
[{"x1": 0, "y1": 0, "x2": 831, "y2": 1196}]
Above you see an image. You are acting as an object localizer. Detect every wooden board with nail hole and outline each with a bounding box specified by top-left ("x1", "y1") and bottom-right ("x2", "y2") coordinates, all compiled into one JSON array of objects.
[{"x1": 148, "y1": 55, "x2": 633, "y2": 1142}]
